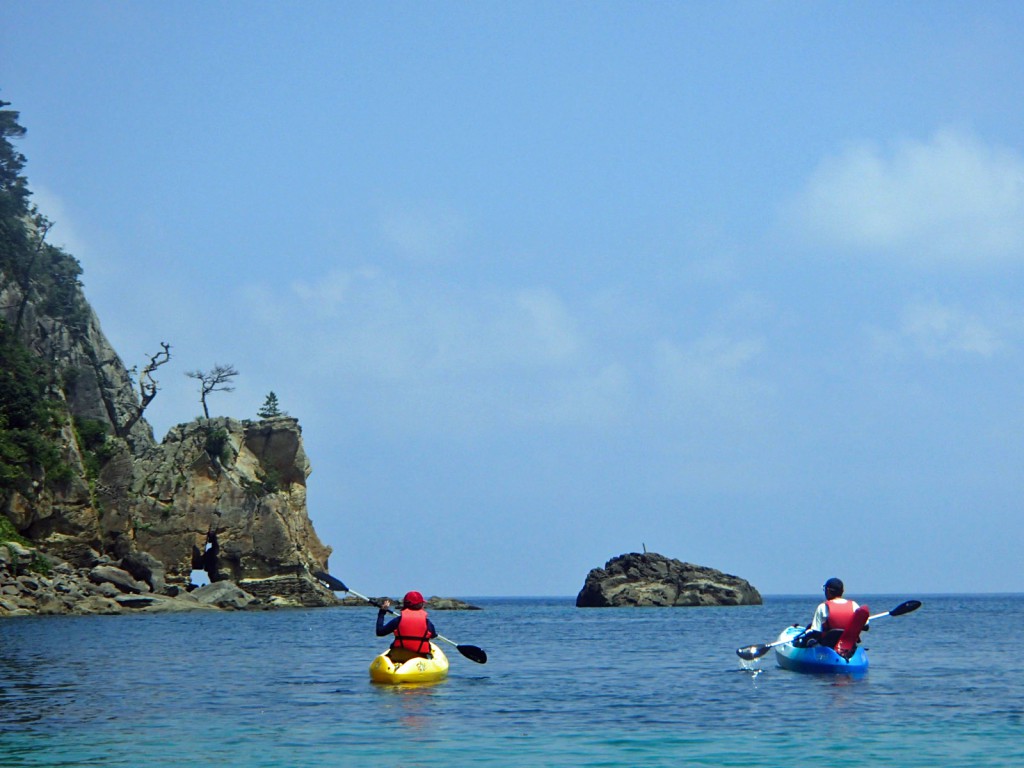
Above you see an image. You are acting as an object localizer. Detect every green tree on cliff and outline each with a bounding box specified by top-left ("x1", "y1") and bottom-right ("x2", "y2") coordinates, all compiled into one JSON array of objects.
[
  {"x1": 0, "y1": 320, "x2": 66, "y2": 493},
  {"x1": 0, "y1": 99, "x2": 75, "y2": 501},
  {"x1": 1, "y1": 98, "x2": 32, "y2": 294},
  {"x1": 0, "y1": 99, "x2": 29, "y2": 211},
  {"x1": 1, "y1": 98, "x2": 88, "y2": 336},
  {"x1": 257, "y1": 391, "x2": 284, "y2": 418}
]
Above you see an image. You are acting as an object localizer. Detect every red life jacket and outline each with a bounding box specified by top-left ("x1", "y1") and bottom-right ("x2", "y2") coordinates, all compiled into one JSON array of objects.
[
  {"x1": 824, "y1": 599, "x2": 857, "y2": 632},
  {"x1": 835, "y1": 604, "x2": 870, "y2": 659},
  {"x1": 392, "y1": 608, "x2": 432, "y2": 655}
]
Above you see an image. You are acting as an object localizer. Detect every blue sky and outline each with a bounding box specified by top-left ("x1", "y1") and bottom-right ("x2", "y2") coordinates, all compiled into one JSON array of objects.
[{"x1": 4, "y1": 2, "x2": 1023, "y2": 597}]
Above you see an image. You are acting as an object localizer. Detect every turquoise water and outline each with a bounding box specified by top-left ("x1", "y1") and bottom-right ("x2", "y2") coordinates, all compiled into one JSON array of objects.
[{"x1": 1, "y1": 595, "x2": 1021, "y2": 766}]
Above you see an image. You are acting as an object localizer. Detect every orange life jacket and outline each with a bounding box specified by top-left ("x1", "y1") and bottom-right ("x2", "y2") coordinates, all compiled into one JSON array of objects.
[
  {"x1": 824, "y1": 599, "x2": 856, "y2": 632},
  {"x1": 392, "y1": 608, "x2": 432, "y2": 655}
]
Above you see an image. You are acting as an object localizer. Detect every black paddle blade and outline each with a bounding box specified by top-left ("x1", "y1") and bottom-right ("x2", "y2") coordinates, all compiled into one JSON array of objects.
[
  {"x1": 458, "y1": 644, "x2": 488, "y2": 664},
  {"x1": 890, "y1": 599, "x2": 922, "y2": 617},
  {"x1": 313, "y1": 571, "x2": 348, "y2": 592},
  {"x1": 736, "y1": 644, "x2": 770, "y2": 661}
]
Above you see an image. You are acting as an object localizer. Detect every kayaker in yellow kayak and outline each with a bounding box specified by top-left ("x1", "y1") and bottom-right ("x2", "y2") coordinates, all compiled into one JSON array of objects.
[{"x1": 376, "y1": 591, "x2": 438, "y2": 664}]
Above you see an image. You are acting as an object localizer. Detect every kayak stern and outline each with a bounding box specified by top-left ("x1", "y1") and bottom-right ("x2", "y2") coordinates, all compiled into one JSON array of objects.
[
  {"x1": 773, "y1": 625, "x2": 869, "y2": 675},
  {"x1": 369, "y1": 642, "x2": 449, "y2": 684}
]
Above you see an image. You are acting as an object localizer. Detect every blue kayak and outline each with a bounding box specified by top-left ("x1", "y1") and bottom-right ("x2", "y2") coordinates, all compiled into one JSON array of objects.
[{"x1": 773, "y1": 625, "x2": 868, "y2": 674}]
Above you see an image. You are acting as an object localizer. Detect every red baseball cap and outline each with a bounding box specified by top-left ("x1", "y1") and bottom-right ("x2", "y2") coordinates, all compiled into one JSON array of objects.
[{"x1": 403, "y1": 591, "x2": 425, "y2": 607}]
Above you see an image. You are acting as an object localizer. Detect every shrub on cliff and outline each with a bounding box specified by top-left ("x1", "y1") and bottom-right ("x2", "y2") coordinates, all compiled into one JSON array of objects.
[{"x1": 0, "y1": 320, "x2": 69, "y2": 498}]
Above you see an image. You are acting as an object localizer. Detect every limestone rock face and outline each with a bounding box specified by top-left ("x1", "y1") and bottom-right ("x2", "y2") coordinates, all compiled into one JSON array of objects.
[
  {"x1": 2, "y1": 287, "x2": 156, "y2": 450},
  {"x1": 576, "y1": 552, "x2": 762, "y2": 607},
  {"x1": 2, "y1": 274, "x2": 338, "y2": 611},
  {"x1": 126, "y1": 416, "x2": 331, "y2": 584}
]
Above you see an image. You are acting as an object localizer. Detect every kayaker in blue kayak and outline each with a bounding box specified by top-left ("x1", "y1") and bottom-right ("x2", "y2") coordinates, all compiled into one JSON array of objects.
[
  {"x1": 801, "y1": 577, "x2": 870, "y2": 657},
  {"x1": 376, "y1": 591, "x2": 438, "y2": 664}
]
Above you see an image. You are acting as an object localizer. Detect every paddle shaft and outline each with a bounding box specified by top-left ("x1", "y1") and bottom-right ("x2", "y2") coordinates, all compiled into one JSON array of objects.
[
  {"x1": 345, "y1": 587, "x2": 462, "y2": 651},
  {"x1": 312, "y1": 573, "x2": 487, "y2": 663},
  {"x1": 331, "y1": 583, "x2": 486, "y2": 663}
]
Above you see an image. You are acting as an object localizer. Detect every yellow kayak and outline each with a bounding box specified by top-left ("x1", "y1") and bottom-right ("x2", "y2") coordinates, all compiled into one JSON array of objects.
[{"x1": 369, "y1": 643, "x2": 449, "y2": 684}]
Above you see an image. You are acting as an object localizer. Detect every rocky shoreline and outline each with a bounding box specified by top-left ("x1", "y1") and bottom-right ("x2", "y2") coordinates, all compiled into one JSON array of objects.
[
  {"x1": 1, "y1": 538, "x2": 482, "y2": 617},
  {"x1": 3, "y1": 551, "x2": 250, "y2": 617},
  {"x1": 1, "y1": 112, "x2": 489, "y2": 622},
  {"x1": 0, "y1": 538, "x2": 334, "y2": 616},
  {"x1": 337, "y1": 595, "x2": 481, "y2": 611}
]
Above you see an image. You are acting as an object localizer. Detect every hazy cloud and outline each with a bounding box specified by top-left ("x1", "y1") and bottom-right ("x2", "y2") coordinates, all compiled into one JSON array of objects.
[
  {"x1": 235, "y1": 269, "x2": 608, "y2": 432},
  {"x1": 239, "y1": 267, "x2": 781, "y2": 435},
  {"x1": 784, "y1": 129, "x2": 1024, "y2": 265},
  {"x1": 871, "y1": 299, "x2": 1006, "y2": 359},
  {"x1": 653, "y1": 332, "x2": 769, "y2": 420},
  {"x1": 377, "y1": 203, "x2": 470, "y2": 264},
  {"x1": 30, "y1": 187, "x2": 88, "y2": 257},
  {"x1": 903, "y1": 302, "x2": 1003, "y2": 358}
]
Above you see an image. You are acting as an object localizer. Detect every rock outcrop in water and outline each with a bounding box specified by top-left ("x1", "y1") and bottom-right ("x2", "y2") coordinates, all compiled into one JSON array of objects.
[
  {"x1": 0, "y1": 292, "x2": 340, "y2": 612},
  {"x1": 0, "y1": 107, "x2": 473, "y2": 617},
  {"x1": 0, "y1": 408, "x2": 340, "y2": 613},
  {"x1": 576, "y1": 552, "x2": 762, "y2": 607},
  {"x1": 0, "y1": 106, "x2": 338, "y2": 614}
]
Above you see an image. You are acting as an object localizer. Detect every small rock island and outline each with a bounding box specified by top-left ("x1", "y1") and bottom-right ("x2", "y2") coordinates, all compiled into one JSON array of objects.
[{"x1": 576, "y1": 552, "x2": 762, "y2": 607}]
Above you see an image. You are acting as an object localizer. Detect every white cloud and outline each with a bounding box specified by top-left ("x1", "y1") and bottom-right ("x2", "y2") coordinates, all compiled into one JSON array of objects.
[
  {"x1": 653, "y1": 332, "x2": 768, "y2": 417},
  {"x1": 872, "y1": 300, "x2": 1005, "y2": 359},
  {"x1": 289, "y1": 267, "x2": 382, "y2": 319},
  {"x1": 234, "y1": 265, "x2": 788, "y2": 439},
  {"x1": 510, "y1": 288, "x2": 581, "y2": 366},
  {"x1": 233, "y1": 269, "x2": 608, "y2": 432},
  {"x1": 902, "y1": 302, "x2": 1002, "y2": 358},
  {"x1": 784, "y1": 129, "x2": 1024, "y2": 265},
  {"x1": 278, "y1": 272, "x2": 584, "y2": 377},
  {"x1": 868, "y1": 296, "x2": 1019, "y2": 364}
]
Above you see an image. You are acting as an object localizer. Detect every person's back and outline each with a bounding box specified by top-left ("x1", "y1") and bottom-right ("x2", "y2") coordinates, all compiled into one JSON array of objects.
[
  {"x1": 810, "y1": 578, "x2": 854, "y2": 630},
  {"x1": 808, "y1": 578, "x2": 869, "y2": 657},
  {"x1": 375, "y1": 590, "x2": 437, "y2": 663}
]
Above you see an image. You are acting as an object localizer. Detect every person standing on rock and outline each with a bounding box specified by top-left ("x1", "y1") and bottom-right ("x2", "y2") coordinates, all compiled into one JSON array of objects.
[{"x1": 376, "y1": 591, "x2": 437, "y2": 663}]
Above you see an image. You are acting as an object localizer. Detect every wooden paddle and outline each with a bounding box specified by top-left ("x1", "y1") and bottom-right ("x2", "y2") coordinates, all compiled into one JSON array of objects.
[
  {"x1": 735, "y1": 599, "x2": 922, "y2": 661},
  {"x1": 314, "y1": 572, "x2": 488, "y2": 664}
]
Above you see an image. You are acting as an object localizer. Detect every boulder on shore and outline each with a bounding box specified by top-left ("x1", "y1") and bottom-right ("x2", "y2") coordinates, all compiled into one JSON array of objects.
[
  {"x1": 0, "y1": 540, "x2": 313, "y2": 616},
  {"x1": 576, "y1": 552, "x2": 762, "y2": 607}
]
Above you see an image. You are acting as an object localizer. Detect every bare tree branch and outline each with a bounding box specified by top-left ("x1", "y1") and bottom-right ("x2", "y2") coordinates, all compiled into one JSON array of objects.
[
  {"x1": 186, "y1": 363, "x2": 239, "y2": 419},
  {"x1": 118, "y1": 342, "x2": 172, "y2": 437}
]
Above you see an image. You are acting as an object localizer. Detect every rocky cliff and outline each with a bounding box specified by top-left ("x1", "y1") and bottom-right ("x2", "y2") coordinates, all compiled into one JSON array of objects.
[
  {"x1": 1, "y1": 149, "x2": 337, "y2": 612},
  {"x1": 576, "y1": 552, "x2": 762, "y2": 607}
]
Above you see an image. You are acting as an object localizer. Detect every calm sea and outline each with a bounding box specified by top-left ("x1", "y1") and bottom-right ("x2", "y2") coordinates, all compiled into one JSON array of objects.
[{"x1": 1, "y1": 594, "x2": 1021, "y2": 767}]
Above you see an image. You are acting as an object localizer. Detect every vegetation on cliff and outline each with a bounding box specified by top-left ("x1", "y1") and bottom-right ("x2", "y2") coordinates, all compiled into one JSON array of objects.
[
  {"x1": 0, "y1": 100, "x2": 84, "y2": 502},
  {"x1": 0, "y1": 320, "x2": 69, "y2": 492},
  {"x1": 0, "y1": 97, "x2": 336, "y2": 611}
]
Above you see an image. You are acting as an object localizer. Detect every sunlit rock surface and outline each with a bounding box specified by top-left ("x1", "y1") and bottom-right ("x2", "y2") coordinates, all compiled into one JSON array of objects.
[{"x1": 576, "y1": 552, "x2": 762, "y2": 607}]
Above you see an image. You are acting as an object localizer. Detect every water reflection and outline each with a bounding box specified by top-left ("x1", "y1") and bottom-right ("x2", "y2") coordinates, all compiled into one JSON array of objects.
[{"x1": 374, "y1": 681, "x2": 443, "y2": 733}]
